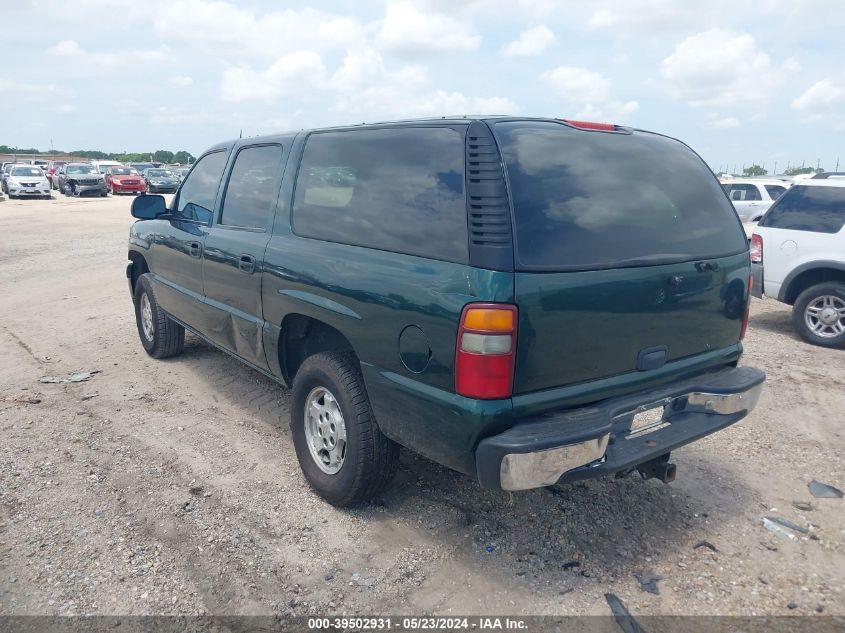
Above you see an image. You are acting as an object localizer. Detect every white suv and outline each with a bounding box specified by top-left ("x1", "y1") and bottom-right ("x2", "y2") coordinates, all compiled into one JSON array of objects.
[
  {"x1": 723, "y1": 179, "x2": 790, "y2": 222},
  {"x1": 751, "y1": 179, "x2": 845, "y2": 348}
]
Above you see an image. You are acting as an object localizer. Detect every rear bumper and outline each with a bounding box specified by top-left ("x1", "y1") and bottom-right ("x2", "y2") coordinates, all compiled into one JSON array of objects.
[
  {"x1": 751, "y1": 263, "x2": 764, "y2": 298},
  {"x1": 476, "y1": 365, "x2": 765, "y2": 490}
]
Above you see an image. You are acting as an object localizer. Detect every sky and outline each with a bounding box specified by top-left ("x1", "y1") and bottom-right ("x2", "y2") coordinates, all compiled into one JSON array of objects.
[{"x1": 1, "y1": 0, "x2": 844, "y2": 172}]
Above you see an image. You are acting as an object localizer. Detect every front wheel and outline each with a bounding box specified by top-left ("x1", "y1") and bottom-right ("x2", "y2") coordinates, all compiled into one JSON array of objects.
[
  {"x1": 134, "y1": 274, "x2": 185, "y2": 358},
  {"x1": 290, "y1": 351, "x2": 399, "y2": 507},
  {"x1": 792, "y1": 282, "x2": 845, "y2": 349}
]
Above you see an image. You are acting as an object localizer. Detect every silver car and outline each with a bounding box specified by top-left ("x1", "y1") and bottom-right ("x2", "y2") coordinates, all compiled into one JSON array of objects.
[
  {"x1": 5, "y1": 165, "x2": 52, "y2": 199},
  {"x1": 59, "y1": 163, "x2": 108, "y2": 197}
]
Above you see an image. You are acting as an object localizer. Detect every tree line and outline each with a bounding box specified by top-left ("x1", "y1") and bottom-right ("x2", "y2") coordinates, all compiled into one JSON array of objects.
[{"x1": 0, "y1": 145, "x2": 195, "y2": 164}]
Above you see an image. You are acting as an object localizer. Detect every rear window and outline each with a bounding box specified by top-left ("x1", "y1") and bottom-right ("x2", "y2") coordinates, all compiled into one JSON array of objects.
[
  {"x1": 727, "y1": 184, "x2": 762, "y2": 201},
  {"x1": 765, "y1": 184, "x2": 787, "y2": 199},
  {"x1": 496, "y1": 121, "x2": 747, "y2": 270},
  {"x1": 759, "y1": 185, "x2": 845, "y2": 234},
  {"x1": 292, "y1": 127, "x2": 468, "y2": 263}
]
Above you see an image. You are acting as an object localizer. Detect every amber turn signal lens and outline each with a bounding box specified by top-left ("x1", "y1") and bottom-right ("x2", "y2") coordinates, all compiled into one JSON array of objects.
[{"x1": 463, "y1": 308, "x2": 515, "y2": 332}]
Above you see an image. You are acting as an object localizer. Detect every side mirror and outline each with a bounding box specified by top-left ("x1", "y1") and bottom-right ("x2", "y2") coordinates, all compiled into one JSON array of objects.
[{"x1": 131, "y1": 194, "x2": 168, "y2": 219}]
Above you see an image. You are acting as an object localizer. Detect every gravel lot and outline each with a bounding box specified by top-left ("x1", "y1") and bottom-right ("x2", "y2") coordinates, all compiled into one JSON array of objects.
[{"x1": 0, "y1": 194, "x2": 843, "y2": 618}]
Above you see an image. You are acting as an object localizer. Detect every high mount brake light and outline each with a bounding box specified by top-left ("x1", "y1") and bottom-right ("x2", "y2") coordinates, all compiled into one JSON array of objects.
[
  {"x1": 455, "y1": 304, "x2": 517, "y2": 400},
  {"x1": 560, "y1": 119, "x2": 617, "y2": 131}
]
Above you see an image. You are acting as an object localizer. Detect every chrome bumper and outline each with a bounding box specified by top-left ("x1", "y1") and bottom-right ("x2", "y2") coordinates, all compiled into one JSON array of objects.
[{"x1": 478, "y1": 366, "x2": 765, "y2": 491}]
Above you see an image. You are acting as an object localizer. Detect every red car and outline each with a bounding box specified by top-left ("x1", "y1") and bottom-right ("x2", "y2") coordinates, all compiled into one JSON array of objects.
[{"x1": 105, "y1": 167, "x2": 146, "y2": 195}]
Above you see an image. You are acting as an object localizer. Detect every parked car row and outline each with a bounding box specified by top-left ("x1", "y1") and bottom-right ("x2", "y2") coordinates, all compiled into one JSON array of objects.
[{"x1": 1, "y1": 158, "x2": 192, "y2": 199}]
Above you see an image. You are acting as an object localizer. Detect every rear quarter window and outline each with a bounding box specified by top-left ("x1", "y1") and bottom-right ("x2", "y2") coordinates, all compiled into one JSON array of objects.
[
  {"x1": 765, "y1": 184, "x2": 787, "y2": 200},
  {"x1": 495, "y1": 121, "x2": 747, "y2": 270},
  {"x1": 759, "y1": 185, "x2": 845, "y2": 233},
  {"x1": 292, "y1": 127, "x2": 468, "y2": 263}
]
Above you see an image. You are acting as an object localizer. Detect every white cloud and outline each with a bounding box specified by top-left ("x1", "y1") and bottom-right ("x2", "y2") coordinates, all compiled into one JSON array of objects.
[
  {"x1": 660, "y1": 29, "x2": 780, "y2": 107},
  {"x1": 792, "y1": 78, "x2": 845, "y2": 111},
  {"x1": 407, "y1": 91, "x2": 517, "y2": 116},
  {"x1": 151, "y1": 108, "x2": 231, "y2": 126},
  {"x1": 45, "y1": 40, "x2": 169, "y2": 74},
  {"x1": 152, "y1": 1, "x2": 366, "y2": 58},
  {"x1": 377, "y1": 1, "x2": 481, "y2": 55},
  {"x1": 168, "y1": 76, "x2": 194, "y2": 87},
  {"x1": 325, "y1": 47, "x2": 514, "y2": 119},
  {"x1": 0, "y1": 79, "x2": 63, "y2": 100},
  {"x1": 589, "y1": 1, "x2": 704, "y2": 31},
  {"x1": 711, "y1": 116, "x2": 741, "y2": 129},
  {"x1": 541, "y1": 66, "x2": 611, "y2": 102},
  {"x1": 541, "y1": 66, "x2": 638, "y2": 123},
  {"x1": 573, "y1": 100, "x2": 639, "y2": 123},
  {"x1": 501, "y1": 25, "x2": 556, "y2": 57},
  {"x1": 220, "y1": 51, "x2": 326, "y2": 102}
]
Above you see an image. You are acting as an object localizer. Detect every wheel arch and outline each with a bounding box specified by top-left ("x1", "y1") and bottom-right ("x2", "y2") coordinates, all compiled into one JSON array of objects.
[
  {"x1": 279, "y1": 314, "x2": 357, "y2": 385},
  {"x1": 780, "y1": 262, "x2": 845, "y2": 304},
  {"x1": 128, "y1": 250, "x2": 150, "y2": 293}
]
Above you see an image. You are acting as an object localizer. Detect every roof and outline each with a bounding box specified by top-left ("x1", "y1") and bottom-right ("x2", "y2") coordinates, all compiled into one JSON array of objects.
[
  {"x1": 793, "y1": 179, "x2": 845, "y2": 188},
  {"x1": 215, "y1": 115, "x2": 645, "y2": 151}
]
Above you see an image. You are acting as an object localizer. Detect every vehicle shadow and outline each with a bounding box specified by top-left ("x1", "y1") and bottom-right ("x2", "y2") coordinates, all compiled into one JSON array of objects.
[
  {"x1": 748, "y1": 307, "x2": 801, "y2": 340},
  {"x1": 177, "y1": 334, "x2": 755, "y2": 598}
]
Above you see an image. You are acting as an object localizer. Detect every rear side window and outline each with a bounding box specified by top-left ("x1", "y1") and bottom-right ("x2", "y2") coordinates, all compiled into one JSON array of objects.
[
  {"x1": 292, "y1": 127, "x2": 468, "y2": 263},
  {"x1": 759, "y1": 185, "x2": 845, "y2": 233},
  {"x1": 220, "y1": 145, "x2": 283, "y2": 229},
  {"x1": 727, "y1": 184, "x2": 762, "y2": 201},
  {"x1": 496, "y1": 121, "x2": 747, "y2": 270},
  {"x1": 175, "y1": 150, "x2": 228, "y2": 224},
  {"x1": 765, "y1": 184, "x2": 786, "y2": 200}
]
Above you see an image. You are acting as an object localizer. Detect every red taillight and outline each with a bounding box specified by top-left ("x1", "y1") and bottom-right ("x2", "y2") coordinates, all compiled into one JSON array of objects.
[
  {"x1": 455, "y1": 303, "x2": 517, "y2": 400},
  {"x1": 750, "y1": 234, "x2": 763, "y2": 264},
  {"x1": 740, "y1": 275, "x2": 752, "y2": 340},
  {"x1": 560, "y1": 119, "x2": 616, "y2": 131}
]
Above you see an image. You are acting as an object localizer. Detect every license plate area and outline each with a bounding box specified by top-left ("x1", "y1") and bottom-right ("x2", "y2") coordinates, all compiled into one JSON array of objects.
[{"x1": 617, "y1": 398, "x2": 673, "y2": 439}]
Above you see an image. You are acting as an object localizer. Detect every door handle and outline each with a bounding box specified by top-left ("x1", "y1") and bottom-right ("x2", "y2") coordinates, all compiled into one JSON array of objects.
[
  {"x1": 189, "y1": 241, "x2": 202, "y2": 258},
  {"x1": 239, "y1": 254, "x2": 256, "y2": 274}
]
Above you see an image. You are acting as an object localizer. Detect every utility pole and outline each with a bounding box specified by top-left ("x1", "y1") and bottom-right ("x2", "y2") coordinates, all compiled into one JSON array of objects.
[
  {"x1": 773, "y1": 161, "x2": 778, "y2": 175},
  {"x1": 836, "y1": 157, "x2": 840, "y2": 171}
]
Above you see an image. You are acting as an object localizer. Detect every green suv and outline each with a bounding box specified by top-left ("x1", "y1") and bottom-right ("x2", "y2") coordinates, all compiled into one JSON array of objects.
[{"x1": 127, "y1": 117, "x2": 764, "y2": 506}]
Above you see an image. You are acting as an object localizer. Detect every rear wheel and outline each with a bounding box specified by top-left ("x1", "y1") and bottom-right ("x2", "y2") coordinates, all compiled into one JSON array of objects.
[
  {"x1": 134, "y1": 274, "x2": 185, "y2": 358},
  {"x1": 792, "y1": 282, "x2": 845, "y2": 348},
  {"x1": 290, "y1": 351, "x2": 399, "y2": 506}
]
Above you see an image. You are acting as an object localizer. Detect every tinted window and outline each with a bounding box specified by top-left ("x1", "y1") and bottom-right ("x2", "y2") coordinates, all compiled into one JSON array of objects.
[
  {"x1": 496, "y1": 121, "x2": 746, "y2": 270},
  {"x1": 728, "y1": 183, "x2": 762, "y2": 201},
  {"x1": 220, "y1": 145, "x2": 283, "y2": 229},
  {"x1": 292, "y1": 127, "x2": 467, "y2": 263},
  {"x1": 175, "y1": 151, "x2": 228, "y2": 224},
  {"x1": 759, "y1": 185, "x2": 845, "y2": 233},
  {"x1": 765, "y1": 184, "x2": 786, "y2": 200}
]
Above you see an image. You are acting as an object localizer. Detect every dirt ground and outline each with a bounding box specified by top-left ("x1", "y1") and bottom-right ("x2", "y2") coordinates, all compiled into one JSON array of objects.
[{"x1": 0, "y1": 194, "x2": 843, "y2": 618}]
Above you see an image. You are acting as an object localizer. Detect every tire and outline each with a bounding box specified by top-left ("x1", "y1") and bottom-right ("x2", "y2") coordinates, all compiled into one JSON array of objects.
[
  {"x1": 792, "y1": 282, "x2": 845, "y2": 349},
  {"x1": 290, "y1": 351, "x2": 399, "y2": 507},
  {"x1": 133, "y1": 274, "x2": 185, "y2": 358}
]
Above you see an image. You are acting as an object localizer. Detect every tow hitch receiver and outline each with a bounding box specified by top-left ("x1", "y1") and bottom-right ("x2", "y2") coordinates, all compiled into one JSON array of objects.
[{"x1": 636, "y1": 453, "x2": 676, "y2": 483}]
